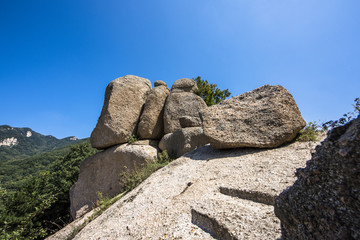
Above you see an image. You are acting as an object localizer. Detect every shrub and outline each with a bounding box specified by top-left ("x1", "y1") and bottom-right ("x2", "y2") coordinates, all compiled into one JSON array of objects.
[
  {"x1": 119, "y1": 151, "x2": 173, "y2": 193},
  {"x1": 296, "y1": 122, "x2": 322, "y2": 142},
  {"x1": 193, "y1": 76, "x2": 231, "y2": 106},
  {"x1": 128, "y1": 134, "x2": 138, "y2": 144},
  {"x1": 322, "y1": 98, "x2": 360, "y2": 131}
]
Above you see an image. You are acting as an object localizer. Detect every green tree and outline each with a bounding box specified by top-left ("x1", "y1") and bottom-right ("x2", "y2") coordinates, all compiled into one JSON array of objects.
[{"x1": 193, "y1": 76, "x2": 231, "y2": 106}]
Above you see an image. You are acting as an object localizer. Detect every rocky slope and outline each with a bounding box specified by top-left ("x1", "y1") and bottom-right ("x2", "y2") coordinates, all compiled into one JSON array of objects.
[{"x1": 67, "y1": 139, "x2": 320, "y2": 240}]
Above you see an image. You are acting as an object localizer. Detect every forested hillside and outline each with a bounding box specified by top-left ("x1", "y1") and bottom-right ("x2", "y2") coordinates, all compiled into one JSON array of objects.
[
  {"x1": 0, "y1": 141, "x2": 97, "y2": 240},
  {"x1": 0, "y1": 125, "x2": 82, "y2": 161}
]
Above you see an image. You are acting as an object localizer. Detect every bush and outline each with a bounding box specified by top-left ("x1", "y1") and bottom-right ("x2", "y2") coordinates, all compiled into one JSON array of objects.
[
  {"x1": 119, "y1": 151, "x2": 172, "y2": 193},
  {"x1": 322, "y1": 98, "x2": 359, "y2": 131},
  {"x1": 296, "y1": 122, "x2": 322, "y2": 142},
  {"x1": 193, "y1": 76, "x2": 231, "y2": 106}
]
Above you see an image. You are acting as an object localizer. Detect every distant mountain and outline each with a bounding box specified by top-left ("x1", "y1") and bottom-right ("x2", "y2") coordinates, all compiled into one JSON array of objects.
[{"x1": 0, "y1": 125, "x2": 83, "y2": 161}]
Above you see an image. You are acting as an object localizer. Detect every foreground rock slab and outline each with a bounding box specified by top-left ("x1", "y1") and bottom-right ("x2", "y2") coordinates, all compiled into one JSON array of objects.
[
  {"x1": 202, "y1": 84, "x2": 306, "y2": 149},
  {"x1": 275, "y1": 117, "x2": 360, "y2": 239},
  {"x1": 90, "y1": 75, "x2": 152, "y2": 149},
  {"x1": 72, "y1": 140, "x2": 320, "y2": 240},
  {"x1": 70, "y1": 144, "x2": 158, "y2": 219}
]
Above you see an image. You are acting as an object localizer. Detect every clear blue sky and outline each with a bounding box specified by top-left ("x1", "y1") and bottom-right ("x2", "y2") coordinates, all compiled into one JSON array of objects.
[{"x1": 1, "y1": 0, "x2": 359, "y2": 139}]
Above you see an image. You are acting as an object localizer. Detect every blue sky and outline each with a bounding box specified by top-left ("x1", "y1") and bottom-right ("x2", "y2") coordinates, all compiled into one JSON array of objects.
[{"x1": 1, "y1": 0, "x2": 359, "y2": 139}]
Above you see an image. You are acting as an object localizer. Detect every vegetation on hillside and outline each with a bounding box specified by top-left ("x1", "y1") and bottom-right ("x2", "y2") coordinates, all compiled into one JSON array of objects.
[
  {"x1": 297, "y1": 98, "x2": 359, "y2": 142},
  {"x1": 193, "y1": 76, "x2": 231, "y2": 106},
  {"x1": 0, "y1": 142, "x2": 97, "y2": 240}
]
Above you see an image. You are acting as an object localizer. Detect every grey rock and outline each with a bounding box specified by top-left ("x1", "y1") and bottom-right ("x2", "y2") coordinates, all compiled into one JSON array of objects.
[
  {"x1": 179, "y1": 116, "x2": 202, "y2": 128},
  {"x1": 202, "y1": 84, "x2": 306, "y2": 149},
  {"x1": 90, "y1": 75, "x2": 152, "y2": 149},
  {"x1": 137, "y1": 85, "x2": 170, "y2": 139},
  {"x1": 154, "y1": 80, "x2": 167, "y2": 87},
  {"x1": 164, "y1": 92, "x2": 207, "y2": 134},
  {"x1": 159, "y1": 127, "x2": 209, "y2": 158},
  {"x1": 131, "y1": 139, "x2": 159, "y2": 148},
  {"x1": 171, "y1": 78, "x2": 198, "y2": 93},
  {"x1": 70, "y1": 143, "x2": 158, "y2": 219},
  {"x1": 275, "y1": 117, "x2": 360, "y2": 239},
  {"x1": 72, "y1": 139, "x2": 321, "y2": 240}
]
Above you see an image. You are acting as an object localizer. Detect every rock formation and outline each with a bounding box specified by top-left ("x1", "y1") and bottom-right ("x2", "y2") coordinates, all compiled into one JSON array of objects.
[
  {"x1": 170, "y1": 78, "x2": 198, "y2": 93},
  {"x1": 90, "y1": 75, "x2": 152, "y2": 149},
  {"x1": 163, "y1": 78, "x2": 207, "y2": 134},
  {"x1": 202, "y1": 85, "x2": 306, "y2": 149},
  {"x1": 70, "y1": 140, "x2": 320, "y2": 240},
  {"x1": 159, "y1": 127, "x2": 208, "y2": 158},
  {"x1": 137, "y1": 81, "x2": 170, "y2": 139},
  {"x1": 70, "y1": 77, "x2": 306, "y2": 226},
  {"x1": 275, "y1": 116, "x2": 360, "y2": 239},
  {"x1": 70, "y1": 143, "x2": 158, "y2": 219}
]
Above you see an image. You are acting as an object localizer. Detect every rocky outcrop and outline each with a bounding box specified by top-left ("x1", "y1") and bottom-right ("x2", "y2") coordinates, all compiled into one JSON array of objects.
[
  {"x1": 164, "y1": 92, "x2": 207, "y2": 134},
  {"x1": 159, "y1": 127, "x2": 209, "y2": 158},
  {"x1": 170, "y1": 78, "x2": 198, "y2": 93},
  {"x1": 90, "y1": 75, "x2": 151, "y2": 149},
  {"x1": 70, "y1": 144, "x2": 158, "y2": 219},
  {"x1": 137, "y1": 83, "x2": 170, "y2": 139},
  {"x1": 71, "y1": 140, "x2": 321, "y2": 240},
  {"x1": 202, "y1": 85, "x2": 306, "y2": 149},
  {"x1": 275, "y1": 117, "x2": 360, "y2": 239}
]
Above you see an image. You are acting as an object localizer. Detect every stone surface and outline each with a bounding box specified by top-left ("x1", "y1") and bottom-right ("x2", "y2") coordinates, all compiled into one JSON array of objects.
[
  {"x1": 70, "y1": 144, "x2": 158, "y2": 219},
  {"x1": 202, "y1": 84, "x2": 306, "y2": 149},
  {"x1": 90, "y1": 75, "x2": 152, "y2": 149},
  {"x1": 137, "y1": 85, "x2": 170, "y2": 139},
  {"x1": 164, "y1": 92, "x2": 207, "y2": 134},
  {"x1": 275, "y1": 117, "x2": 360, "y2": 239},
  {"x1": 131, "y1": 139, "x2": 159, "y2": 148},
  {"x1": 159, "y1": 127, "x2": 209, "y2": 158},
  {"x1": 171, "y1": 78, "x2": 198, "y2": 93},
  {"x1": 179, "y1": 116, "x2": 202, "y2": 128},
  {"x1": 72, "y1": 139, "x2": 322, "y2": 240},
  {"x1": 154, "y1": 80, "x2": 167, "y2": 87}
]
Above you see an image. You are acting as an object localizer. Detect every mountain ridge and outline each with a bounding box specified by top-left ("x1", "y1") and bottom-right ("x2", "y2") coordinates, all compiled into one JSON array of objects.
[{"x1": 0, "y1": 124, "x2": 81, "y2": 161}]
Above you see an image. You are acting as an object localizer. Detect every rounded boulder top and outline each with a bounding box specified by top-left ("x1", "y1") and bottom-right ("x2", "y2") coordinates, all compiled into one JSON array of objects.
[
  {"x1": 171, "y1": 78, "x2": 198, "y2": 93},
  {"x1": 154, "y1": 80, "x2": 168, "y2": 87}
]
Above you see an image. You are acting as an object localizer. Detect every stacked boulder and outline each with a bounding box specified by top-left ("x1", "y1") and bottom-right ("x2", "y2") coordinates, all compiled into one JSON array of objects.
[
  {"x1": 70, "y1": 75, "x2": 307, "y2": 220},
  {"x1": 201, "y1": 85, "x2": 306, "y2": 149},
  {"x1": 70, "y1": 76, "x2": 209, "y2": 219},
  {"x1": 160, "y1": 78, "x2": 209, "y2": 158}
]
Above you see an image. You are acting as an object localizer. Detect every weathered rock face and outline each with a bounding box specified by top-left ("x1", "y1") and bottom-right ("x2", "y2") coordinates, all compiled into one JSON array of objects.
[
  {"x1": 171, "y1": 78, "x2": 198, "y2": 93},
  {"x1": 202, "y1": 85, "x2": 306, "y2": 149},
  {"x1": 179, "y1": 116, "x2": 202, "y2": 128},
  {"x1": 159, "y1": 127, "x2": 209, "y2": 158},
  {"x1": 90, "y1": 75, "x2": 152, "y2": 149},
  {"x1": 71, "y1": 139, "x2": 321, "y2": 240},
  {"x1": 164, "y1": 93, "x2": 207, "y2": 134},
  {"x1": 70, "y1": 144, "x2": 158, "y2": 219},
  {"x1": 275, "y1": 117, "x2": 360, "y2": 239},
  {"x1": 137, "y1": 84, "x2": 170, "y2": 139}
]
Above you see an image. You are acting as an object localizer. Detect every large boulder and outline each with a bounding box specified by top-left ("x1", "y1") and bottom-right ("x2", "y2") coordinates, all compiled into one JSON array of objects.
[
  {"x1": 171, "y1": 78, "x2": 198, "y2": 93},
  {"x1": 275, "y1": 117, "x2": 360, "y2": 239},
  {"x1": 70, "y1": 144, "x2": 158, "y2": 219},
  {"x1": 90, "y1": 75, "x2": 152, "y2": 149},
  {"x1": 137, "y1": 83, "x2": 170, "y2": 139},
  {"x1": 202, "y1": 85, "x2": 306, "y2": 149},
  {"x1": 159, "y1": 127, "x2": 209, "y2": 158},
  {"x1": 164, "y1": 93, "x2": 207, "y2": 134}
]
